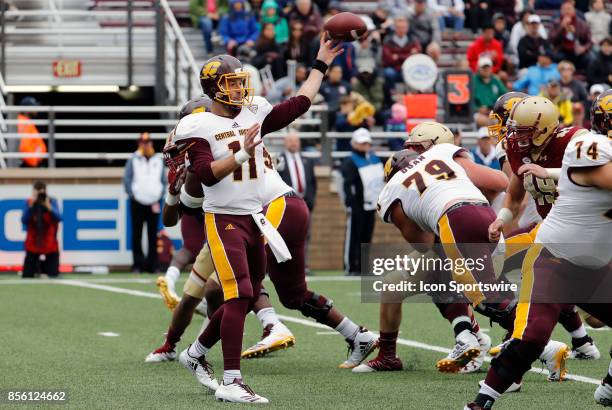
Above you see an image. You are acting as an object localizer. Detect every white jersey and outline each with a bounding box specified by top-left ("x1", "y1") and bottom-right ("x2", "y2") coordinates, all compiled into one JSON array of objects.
[
  {"x1": 174, "y1": 96, "x2": 273, "y2": 215},
  {"x1": 536, "y1": 132, "x2": 612, "y2": 268},
  {"x1": 262, "y1": 155, "x2": 293, "y2": 206},
  {"x1": 377, "y1": 143, "x2": 488, "y2": 234}
]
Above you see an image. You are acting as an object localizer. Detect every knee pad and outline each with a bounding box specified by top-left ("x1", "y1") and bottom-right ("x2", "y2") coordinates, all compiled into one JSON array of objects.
[
  {"x1": 491, "y1": 339, "x2": 543, "y2": 383},
  {"x1": 298, "y1": 291, "x2": 333, "y2": 323}
]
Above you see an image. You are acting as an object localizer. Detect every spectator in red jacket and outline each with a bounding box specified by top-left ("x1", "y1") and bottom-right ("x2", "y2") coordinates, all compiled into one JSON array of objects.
[
  {"x1": 466, "y1": 22, "x2": 504, "y2": 73},
  {"x1": 550, "y1": 0, "x2": 594, "y2": 71},
  {"x1": 21, "y1": 180, "x2": 61, "y2": 278},
  {"x1": 382, "y1": 14, "x2": 422, "y2": 88}
]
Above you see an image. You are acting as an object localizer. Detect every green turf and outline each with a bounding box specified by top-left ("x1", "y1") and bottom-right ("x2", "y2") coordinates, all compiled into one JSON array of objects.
[{"x1": 2, "y1": 273, "x2": 610, "y2": 409}]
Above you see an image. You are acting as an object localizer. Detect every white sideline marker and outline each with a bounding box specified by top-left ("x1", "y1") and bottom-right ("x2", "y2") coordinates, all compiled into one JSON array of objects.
[
  {"x1": 10, "y1": 279, "x2": 604, "y2": 387},
  {"x1": 98, "y1": 332, "x2": 120, "y2": 337}
]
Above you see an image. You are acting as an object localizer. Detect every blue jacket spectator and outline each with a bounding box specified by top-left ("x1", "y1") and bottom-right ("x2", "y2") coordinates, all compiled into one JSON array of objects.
[
  {"x1": 513, "y1": 49, "x2": 560, "y2": 96},
  {"x1": 469, "y1": 128, "x2": 501, "y2": 170},
  {"x1": 219, "y1": 0, "x2": 259, "y2": 54}
]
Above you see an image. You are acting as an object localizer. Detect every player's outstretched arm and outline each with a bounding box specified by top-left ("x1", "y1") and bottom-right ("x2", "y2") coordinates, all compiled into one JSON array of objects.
[
  {"x1": 296, "y1": 35, "x2": 343, "y2": 103},
  {"x1": 162, "y1": 164, "x2": 186, "y2": 227},
  {"x1": 455, "y1": 156, "x2": 509, "y2": 193},
  {"x1": 570, "y1": 162, "x2": 612, "y2": 190},
  {"x1": 389, "y1": 202, "x2": 435, "y2": 246}
]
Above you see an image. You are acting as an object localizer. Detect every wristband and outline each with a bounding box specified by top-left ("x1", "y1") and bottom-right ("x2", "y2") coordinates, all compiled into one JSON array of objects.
[
  {"x1": 234, "y1": 149, "x2": 251, "y2": 165},
  {"x1": 312, "y1": 59, "x2": 329, "y2": 74},
  {"x1": 545, "y1": 168, "x2": 561, "y2": 181},
  {"x1": 180, "y1": 185, "x2": 204, "y2": 209},
  {"x1": 165, "y1": 193, "x2": 179, "y2": 206},
  {"x1": 497, "y1": 207, "x2": 513, "y2": 224}
]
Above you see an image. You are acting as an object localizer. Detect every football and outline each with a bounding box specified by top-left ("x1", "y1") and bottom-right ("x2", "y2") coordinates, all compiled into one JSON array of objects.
[{"x1": 323, "y1": 12, "x2": 367, "y2": 42}]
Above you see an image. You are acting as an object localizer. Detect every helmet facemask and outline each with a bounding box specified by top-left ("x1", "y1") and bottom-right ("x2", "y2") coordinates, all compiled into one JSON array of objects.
[
  {"x1": 487, "y1": 112, "x2": 504, "y2": 141},
  {"x1": 506, "y1": 114, "x2": 553, "y2": 159},
  {"x1": 403, "y1": 139, "x2": 434, "y2": 154},
  {"x1": 215, "y1": 71, "x2": 254, "y2": 108}
]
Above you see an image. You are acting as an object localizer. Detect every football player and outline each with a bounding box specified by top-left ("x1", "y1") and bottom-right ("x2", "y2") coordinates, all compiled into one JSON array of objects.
[
  {"x1": 466, "y1": 89, "x2": 612, "y2": 410},
  {"x1": 354, "y1": 122, "x2": 507, "y2": 374},
  {"x1": 172, "y1": 36, "x2": 344, "y2": 403},
  {"x1": 488, "y1": 96, "x2": 600, "y2": 360}
]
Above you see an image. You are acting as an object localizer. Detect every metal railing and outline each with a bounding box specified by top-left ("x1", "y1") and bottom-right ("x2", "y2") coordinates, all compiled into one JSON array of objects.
[{"x1": 0, "y1": 104, "x2": 480, "y2": 168}]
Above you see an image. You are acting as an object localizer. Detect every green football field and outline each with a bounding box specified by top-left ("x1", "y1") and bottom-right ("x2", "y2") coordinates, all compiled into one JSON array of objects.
[{"x1": 2, "y1": 272, "x2": 610, "y2": 409}]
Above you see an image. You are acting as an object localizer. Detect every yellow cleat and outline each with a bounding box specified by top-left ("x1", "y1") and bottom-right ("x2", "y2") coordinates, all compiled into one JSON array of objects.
[
  {"x1": 488, "y1": 345, "x2": 502, "y2": 357},
  {"x1": 436, "y1": 330, "x2": 481, "y2": 373},
  {"x1": 241, "y1": 323, "x2": 296, "y2": 359},
  {"x1": 156, "y1": 276, "x2": 180, "y2": 311}
]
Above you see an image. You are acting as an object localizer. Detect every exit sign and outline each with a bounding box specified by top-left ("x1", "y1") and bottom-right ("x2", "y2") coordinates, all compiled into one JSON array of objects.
[{"x1": 53, "y1": 60, "x2": 82, "y2": 78}]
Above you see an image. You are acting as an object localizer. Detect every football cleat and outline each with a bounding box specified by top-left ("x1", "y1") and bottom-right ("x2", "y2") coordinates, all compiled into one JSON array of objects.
[
  {"x1": 178, "y1": 348, "x2": 219, "y2": 392},
  {"x1": 338, "y1": 327, "x2": 378, "y2": 369},
  {"x1": 241, "y1": 323, "x2": 296, "y2": 359},
  {"x1": 570, "y1": 336, "x2": 601, "y2": 360},
  {"x1": 459, "y1": 332, "x2": 491, "y2": 374},
  {"x1": 352, "y1": 355, "x2": 403, "y2": 373},
  {"x1": 144, "y1": 342, "x2": 177, "y2": 363},
  {"x1": 436, "y1": 330, "x2": 481, "y2": 373},
  {"x1": 595, "y1": 379, "x2": 612, "y2": 407},
  {"x1": 156, "y1": 276, "x2": 180, "y2": 311},
  {"x1": 464, "y1": 403, "x2": 484, "y2": 410},
  {"x1": 215, "y1": 380, "x2": 269, "y2": 404},
  {"x1": 540, "y1": 340, "x2": 569, "y2": 381},
  {"x1": 479, "y1": 380, "x2": 522, "y2": 393},
  {"x1": 195, "y1": 298, "x2": 208, "y2": 317}
]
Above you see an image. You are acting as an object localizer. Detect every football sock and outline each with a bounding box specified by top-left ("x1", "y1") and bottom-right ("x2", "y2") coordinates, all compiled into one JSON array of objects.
[
  {"x1": 165, "y1": 266, "x2": 180, "y2": 291},
  {"x1": 223, "y1": 369, "x2": 242, "y2": 385},
  {"x1": 166, "y1": 325, "x2": 183, "y2": 346},
  {"x1": 335, "y1": 317, "x2": 360, "y2": 341},
  {"x1": 198, "y1": 304, "x2": 225, "y2": 349},
  {"x1": 378, "y1": 331, "x2": 399, "y2": 358},
  {"x1": 221, "y1": 298, "x2": 250, "y2": 370},
  {"x1": 468, "y1": 308, "x2": 480, "y2": 333},
  {"x1": 570, "y1": 324, "x2": 587, "y2": 339},
  {"x1": 451, "y1": 316, "x2": 473, "y2": 338},
  {"x1": 256, "y1": 307, "x2": 282, "y2": 328},
  {"x1": 474, "y1": 382, "x2": 501, "y2": 409},
  {"x1": 188, "y1": 339, "x2": 209, "y2": 357}
]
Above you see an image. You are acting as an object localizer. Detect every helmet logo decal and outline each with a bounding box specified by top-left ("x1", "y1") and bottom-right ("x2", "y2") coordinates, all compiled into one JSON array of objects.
[{"x1": 201, "y1": 61, "x2": 222, "y2": 79}]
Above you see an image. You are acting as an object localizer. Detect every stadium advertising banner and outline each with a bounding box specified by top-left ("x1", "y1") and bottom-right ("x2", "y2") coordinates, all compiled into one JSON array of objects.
[{"x1": 0, "y1": 184, "x2": 182, "y2": 267}]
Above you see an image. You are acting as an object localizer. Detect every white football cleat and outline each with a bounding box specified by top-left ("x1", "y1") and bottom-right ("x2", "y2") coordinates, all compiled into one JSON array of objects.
[
  {"x1": 478, "y1": 379, "x2": 522, "y2": 394},
  {"x1": 437, "y1": 330, "x2": 481, "y2": 373},
  {"x1": 178, "y1": 348, "x2": 219, "y2": 392},
  {"x1": 540, "y1": 340, "x2": 569, "y2": 381},
  {"x1": 215, "y1": 380, "x2": 269, "y2": 404},
  {"x1": 195, "y1": 298, "x2": 208, "y2": 317},
  {"x1": 595, "y1": 379, "x2": 612, "y2": 407},
  {"x1": 156, "y1": 276, "x2": 180, "y2": 311},
  {"x1": 338, "y1": 327, "x2": 378, "y2": 369},
  {"x1": 570, "y1": 336, "x2": 601, "y2": 360},
  {"x1": 459, "y1": 332, "x2": 491, "y2": 374},
  {"x1": 242, "y1": 323, "x2": 295, "y2": 359},
  {"x1": 144, "y1": 343, "x2": 177, "y2": 363}
]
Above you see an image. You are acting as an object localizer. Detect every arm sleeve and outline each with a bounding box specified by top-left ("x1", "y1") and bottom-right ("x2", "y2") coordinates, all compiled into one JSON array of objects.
[
  {"x1": 123, "y1": 157, "x2": 134, "y2": 197},
  {"x1": 186, "y1": 138, "x2": 220, "y2": 186},
  {"x1": 21, "y1": 200, "x2": 32, "y2": 227},
  {"x1": 260, "y1": 95, "x2": 311, "y2": 136},
  {"x1": 49, "y1": 198, "x2": 62, "y2": 222}
]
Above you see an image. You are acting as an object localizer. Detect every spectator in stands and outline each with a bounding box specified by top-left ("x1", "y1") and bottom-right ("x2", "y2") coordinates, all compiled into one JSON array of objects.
[
  {"x1": 249, "y1": 0, "x2": 263, "y2": 20},
  {"x1": 21, "y1": 181, "x2": 61, "y2": 278},
  {"x1": 585, "y1": 0, "x2": 611, "y2": 47},
  {"x1": 472, "y1": 56, "x2": 507, "y2": 112},
  {"x1": 490, "y1": 0, "x2": 519, "y2": 25},
  {"x1": 451, "y1": 127, "x2": 463, "y2": 146},
  {"x1": 370, "y1": 3, "x2": 393, "y2": 39},
  {"x1": 492, "y1": 13, "x2": 510, "y2": 50},
  {"x1": 324, "y1": 1, "x2": 345, "y2": 19},
  {"x1": 288, "y1": 0, "x2": 323, "y2": 43},
  {"x1": 354, "y1": 30, "x2": 381, "y2": 75},
  {"x1": 550, "y1": 0, "x2": 593, "y2": 71},
  {"x1": 379, "y1": 0, "x2": 411, "y2": 16},
  {"x1": 467, "y1": 23, "x2": 504, "y2": 73},
  {"x1": 335, "y1": 93, "x2": 376, "y2": 150},
  {"x1": 508, "y1": 10, "x2": 548, "y2": 63},
  {"x1": 252, "y1": 23, "x2": 285, "y2": 79},
  {"x1": 218, "y1": 0, "x2": 259, "y2": 55},
  {"x1": 266, "y1": 64, "x2": 308, "y2": 104},
  {"x1": 465, "y1": 0, "x2": 492, "y2": 34},
  {"x1": 341, "y1": 128, "x2": 384, "y2": 276},
  {"x1": 513, "y1": 47, "x2": 560, "y2": 95},
  {"x1": 320, "y1": 64, "x2": 352, "y2": 127},
  {"x1": 536, "y1": 0, "x2": 564, "y2": 9},
  {"x1": 382, "y1": 15, "x2": 422, "y2": 88},
  {"x1": 470, "y1": 127, "x2": 501, "y2": 170},
  {"x1": 541, "y1": 79, "x2": 574, "y2": 126},
  {"x1": 587, "y1": 37, "x2": 612, "y2": 86},
  {"x1": 190, "y1": 0, "x2": 228, "y2": 54},
  {"x1": 558, "y1": 60, "x2": 588, "y2": 107},
  {"x1": 332, "y1": 42, "x2": 358, "y2": 82},
  {"x1": 124, "y1": 133, "x2": 166, "y2": 274},
  {"x1": 261, "y1": 0, "x2": 289, "y2": 44},
  {"x1": 385, "y1": 102, "x2": 407, "y2": 150},
  {"x1": 517, "y1": 14, "x2": 550, "y2": 69},
  {"x1": 410, "y1": 0, "x2": 442, "y2": 54},
  {"x1": 17, "y1": 97, "x2": 46, "y2": 168},
  {"x1": 430, "y1": 0, "x2": 465, "y2": 33},
  {"x1": 352, "y1": 60, "x2": 386, "y2": 125},
  {"x1": 283, "y1": 21, "x2": 311, "y2": 65}
]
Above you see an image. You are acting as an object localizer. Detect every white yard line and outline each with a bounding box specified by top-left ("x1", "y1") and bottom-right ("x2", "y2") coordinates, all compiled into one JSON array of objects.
[
  {"x1": 0, "y1": 276, "x2": 357, "y2": 285},
  {"x1": 6, "y1": 279, "x2": 604, "y2": 386}
]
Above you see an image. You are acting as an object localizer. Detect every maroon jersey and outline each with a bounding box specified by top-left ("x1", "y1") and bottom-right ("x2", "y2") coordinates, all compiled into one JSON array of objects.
[{"x1": 506, "y1": 126, "x2": 584, "y2": 218}]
